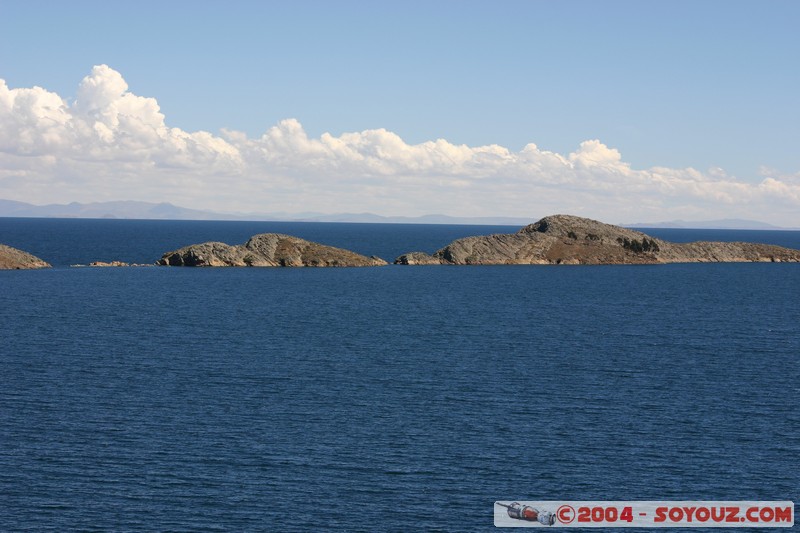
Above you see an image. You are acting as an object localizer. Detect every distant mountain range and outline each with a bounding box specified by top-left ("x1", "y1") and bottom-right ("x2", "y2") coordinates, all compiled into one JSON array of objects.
[
  {"x1": 0, "y1": 199, "x2": 532, "y2": 225},
  {"x1": 624, "y1": 219, "x2": 795, "y2": 230},
  {"x1": 0, "y1": 199, "x2": 794, "y2": 229},
  {"x1": 0, "y1": 199, "x2": 233, "y2": 220}
]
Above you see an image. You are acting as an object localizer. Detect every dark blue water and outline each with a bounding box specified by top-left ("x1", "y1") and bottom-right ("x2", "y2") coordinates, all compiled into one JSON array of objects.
[{"x1": 1, "y1": 219, "x2": 798, "y2": 531}]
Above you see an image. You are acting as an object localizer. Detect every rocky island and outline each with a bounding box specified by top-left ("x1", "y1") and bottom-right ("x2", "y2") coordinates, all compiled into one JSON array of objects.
[
  {"x1": 395, "y1": 214, "x2": 800, "y2": 265},
  {"x1": 0, "y1": 243, "x2": 51, "y2": 270},
  {"x1": 158, "y1": 233, "x2": 387, "y2": 267}
]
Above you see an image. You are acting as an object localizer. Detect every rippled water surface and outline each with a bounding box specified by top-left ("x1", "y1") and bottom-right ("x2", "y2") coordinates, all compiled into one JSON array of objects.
[{"x1": 1, "y1": 219, "x2": 798, "y2": 531}]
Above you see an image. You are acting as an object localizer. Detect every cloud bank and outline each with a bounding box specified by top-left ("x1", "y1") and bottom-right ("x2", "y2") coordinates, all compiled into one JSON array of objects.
[{"x1": 1, "y1": 65, "x2": 798, "y2": 225}]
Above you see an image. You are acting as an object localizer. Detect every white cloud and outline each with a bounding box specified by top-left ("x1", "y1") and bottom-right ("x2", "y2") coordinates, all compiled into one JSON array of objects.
[{"x1": 1, "y1": 65, "x2": 799, "y2": 226}]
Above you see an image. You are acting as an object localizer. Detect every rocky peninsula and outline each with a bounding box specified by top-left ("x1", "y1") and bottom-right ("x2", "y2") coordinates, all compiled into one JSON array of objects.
[
  {"x1": 158, "y1": 233, "x2": 387, "y2": 267},
  {"x1": 395, "y1": 214, "x2": 800, "y2": 265},
  {"x1": 0, "y1": 243, "x2": 51, "y2": 270}
]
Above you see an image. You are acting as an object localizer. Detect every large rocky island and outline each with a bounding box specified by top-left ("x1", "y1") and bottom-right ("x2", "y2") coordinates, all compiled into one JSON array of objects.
[
  {"x1": 395, "y1": 214, "x2": 800, "y2": 265},
  {"x1": 0, "y1": 243, "x2": 51, "y2": 270},
  {"x1": 159, "y1": 233, "x2": 387, "y2": 267}
]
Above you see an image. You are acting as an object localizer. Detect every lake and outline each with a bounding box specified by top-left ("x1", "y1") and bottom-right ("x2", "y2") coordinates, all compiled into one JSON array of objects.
[{"x1": 1, "y1": 218, "x2": 798, "y2": 531}]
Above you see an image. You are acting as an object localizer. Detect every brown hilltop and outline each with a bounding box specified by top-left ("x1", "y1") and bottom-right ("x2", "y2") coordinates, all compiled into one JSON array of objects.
[
  {"x1": 395, "y1": 214, "x2": 800, "y2": 265},
  {"x1": 158, "y1": 233, "x2": 387, "y2": 267},
  {"x1": 0, "y1": 244, "x2": 51, "y2": 270}
]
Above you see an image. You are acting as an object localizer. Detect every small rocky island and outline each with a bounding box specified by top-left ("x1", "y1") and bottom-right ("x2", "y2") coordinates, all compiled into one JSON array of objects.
[
  {"x1": 0, "y1": 243, "x2": 51, "y2": 270},
  {"x1": 395, "y1": 214, "x2": 800, "y2": 265},
  {"x1": 158, "y1": 233, "x2": 387, "y2": 267},
  {"x1": 71, "y1": 261, "x2": 154, "y2": 267}
]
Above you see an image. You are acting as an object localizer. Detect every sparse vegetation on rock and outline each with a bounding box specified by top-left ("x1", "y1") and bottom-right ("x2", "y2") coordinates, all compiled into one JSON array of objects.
[{"x1": 617, "y1": 237, "x2": 660, "y2": 254}]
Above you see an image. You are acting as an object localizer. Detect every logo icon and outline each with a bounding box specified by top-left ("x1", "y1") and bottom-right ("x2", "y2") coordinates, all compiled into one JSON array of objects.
[
  {"x1": 496, "y1": 502, "x2": 557, "y2": 525},
  {"x1": 557, "y1": 505, "x2": 575, "y2": 524}
]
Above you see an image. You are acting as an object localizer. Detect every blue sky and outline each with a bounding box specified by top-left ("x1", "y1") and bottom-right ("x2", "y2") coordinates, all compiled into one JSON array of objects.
[{"x1": 1, "y1": 1, "x2": 799, "y2": 224}]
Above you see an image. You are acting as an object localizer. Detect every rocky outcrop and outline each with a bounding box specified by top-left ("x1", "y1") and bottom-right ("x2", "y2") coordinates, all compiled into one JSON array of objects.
[
  {"x1": 395, "y1": 214, "x2": 800, "y2": 265},
  {"x1": 158, "y1": 233, "x2": 387, "y2": 267},
  {"x1": 70, "y1": 261, "x2": 154, "y2": 267},
  {"x1": 0, "y1": 244, "x2": 51, "y2": 270}
]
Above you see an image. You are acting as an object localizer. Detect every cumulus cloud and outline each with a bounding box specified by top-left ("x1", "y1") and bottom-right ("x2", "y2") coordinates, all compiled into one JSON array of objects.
[{"x1": 1, "y1": 65, "x2": 799, "y2": 225}]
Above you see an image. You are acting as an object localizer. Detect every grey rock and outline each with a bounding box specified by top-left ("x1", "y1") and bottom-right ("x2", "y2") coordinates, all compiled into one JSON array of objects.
[{"x1": 393, "y1": 252, "x2": 444, "y2": 265}]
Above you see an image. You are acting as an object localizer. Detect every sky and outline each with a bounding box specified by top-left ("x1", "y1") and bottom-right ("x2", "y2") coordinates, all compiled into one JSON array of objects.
[{"x1": 1, "y1": 0, "x2": 799, "y2": 225}]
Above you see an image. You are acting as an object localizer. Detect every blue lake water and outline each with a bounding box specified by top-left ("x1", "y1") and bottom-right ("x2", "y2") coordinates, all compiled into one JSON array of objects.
[{"x1": 1, "y1": 218, "x2": 798, "y2": 531}]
